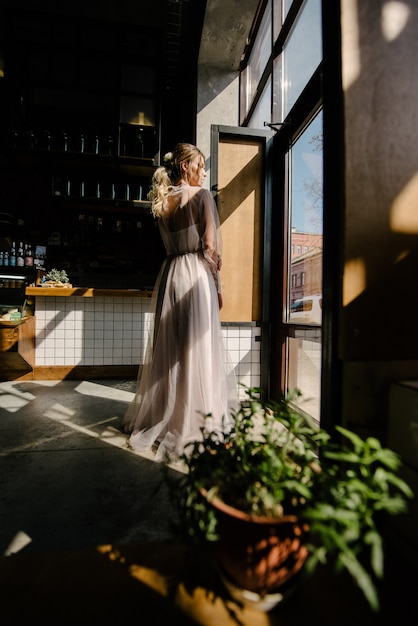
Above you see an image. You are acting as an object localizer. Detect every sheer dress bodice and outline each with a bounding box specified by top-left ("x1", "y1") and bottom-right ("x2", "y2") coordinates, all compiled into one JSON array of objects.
[{"x1": 158, "y1": 185, "x2": 222, "y2": 289}]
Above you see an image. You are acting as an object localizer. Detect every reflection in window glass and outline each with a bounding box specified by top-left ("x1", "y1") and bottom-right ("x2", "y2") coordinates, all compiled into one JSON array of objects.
[
  {"x1": 283, "y1": 0, "x2": 293, "y2": 21},
  {"x1": 272, "y1": 54, "x2": 282, "y2": 122},
  {"x1": 288, "y1": 109, "x2": 323, "y2": 314},
  {"x1": 245, "y1": 2, "x2": 272, "y2": 118},
  {"x1": 287, "y1": 332, "x2": 321, "y2": 423},
  {"x1": 273, "y1": 0, "x2": 282, "y2": 40},
  {"x1": 275, "y1": 0, "x2": 322, "y2": 121},
  {"x1": 248, "y1": 76, "x2": 271, "y2": 129},
  {"x1": 239, "y1": 65, "x2": 249, "y2": 125}
]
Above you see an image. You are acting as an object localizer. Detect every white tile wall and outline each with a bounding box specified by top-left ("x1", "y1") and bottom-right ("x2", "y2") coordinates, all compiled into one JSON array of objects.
[{"x1": 34, "y1": 296, "x2": 261, "y2": 394}]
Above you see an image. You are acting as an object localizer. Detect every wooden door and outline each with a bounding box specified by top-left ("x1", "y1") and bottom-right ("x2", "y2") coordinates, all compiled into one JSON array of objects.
[{"x1": 210, "y1": 125, "x2": 272, "y2": 323}]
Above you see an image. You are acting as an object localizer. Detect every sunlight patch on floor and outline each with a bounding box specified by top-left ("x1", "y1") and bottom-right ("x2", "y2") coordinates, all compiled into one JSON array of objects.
[{"x1": 75, "y1": 380, "x2": 135, "y2": 402}]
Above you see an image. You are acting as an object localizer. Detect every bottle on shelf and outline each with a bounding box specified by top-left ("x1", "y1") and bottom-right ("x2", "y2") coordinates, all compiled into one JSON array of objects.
[
  {"x1": 134, "y1": 128, "x2": 144, "y2": 158},
  {"x1": 3, "y1": 251, "x2": 9, "y2": 267},
  {"x1": 9, "y1": 241, "x2": 17, "y2": 267},
  {"x1": 57, "y1": 129, "x2": 68, "y2": 152},
  {"x1": 106, "y1": 133, "x2": 115, "y2": 156},
  {"x1": 17, "y1": 242, "x2": 24, "y2": 267},
  {"x1": 24, "y1": 243, "x2": 34, "y2": 268},
  {"x1": 39, "y1": 129, "x2": 51, "y2": 150}
]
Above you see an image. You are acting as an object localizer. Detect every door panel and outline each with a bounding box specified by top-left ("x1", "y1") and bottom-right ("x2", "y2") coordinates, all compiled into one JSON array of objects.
[{"x1": 210, "y1": 125, "x2": 272, "y2": 323}]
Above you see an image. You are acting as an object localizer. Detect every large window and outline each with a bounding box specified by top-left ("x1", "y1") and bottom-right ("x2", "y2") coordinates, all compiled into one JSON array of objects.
[{"x1": 239, "y1": 0, "x2": 323, "y2": 423}]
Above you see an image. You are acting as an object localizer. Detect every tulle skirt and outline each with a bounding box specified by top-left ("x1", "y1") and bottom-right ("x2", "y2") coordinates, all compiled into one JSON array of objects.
[{"x1": 122, "y1": 252, "x2": 238, "y2": 462}]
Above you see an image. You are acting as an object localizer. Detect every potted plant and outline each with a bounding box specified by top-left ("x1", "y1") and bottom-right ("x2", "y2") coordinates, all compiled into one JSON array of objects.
[
  {"x1": 165, "y1": 386, "x2": 413, "y2": 612},
  {"x1": 42, "y1": 268, "x2": 72, "y2": 288}
]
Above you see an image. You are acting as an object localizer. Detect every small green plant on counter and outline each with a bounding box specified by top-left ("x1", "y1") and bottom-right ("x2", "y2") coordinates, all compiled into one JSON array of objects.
[
  {"x1": 44, "y1": 268, "x2": 69, "y2": 283},
  {"x1": 165, "y1": 386, "x2": 414, "y2": 612}
]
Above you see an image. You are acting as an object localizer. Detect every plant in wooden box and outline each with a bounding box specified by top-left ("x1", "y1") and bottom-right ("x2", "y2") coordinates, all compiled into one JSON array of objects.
[
  {"x1": 165, "y1": 387, "x2": 413, "y2": 612},
  {"x1": 42, "y1": 268, "x2": 72, "y2": 288}
]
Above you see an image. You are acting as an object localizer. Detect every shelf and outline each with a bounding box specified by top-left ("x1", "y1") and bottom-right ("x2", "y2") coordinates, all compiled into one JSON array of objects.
[
  {"x1": 26, "y1": 287, "x2": 153, "y2": 297},
  {"x1": 50, "y1": 197, "x2": 152, "y2": 215},
  {"x1": 0, "y1": 316, "x2": 32, "y2": 327},
  {"x1": 0, "y1": 6, "x2": 161, "y2": 293},
  {"x1": 0, "y1": 148, "x2": 156, "y2": 177},
  {"x1": 0, "y1": 268, "x2": 38, "y2": 293},
  {"x1": 0, "y1": 268, "x2": 37, "y2": 277},
  {"x1": 0, "y1": 315, "x2": 35, "y2": 375},
  {"x1": 0, "y1": 272, "x2": 27, "y2": 280}
]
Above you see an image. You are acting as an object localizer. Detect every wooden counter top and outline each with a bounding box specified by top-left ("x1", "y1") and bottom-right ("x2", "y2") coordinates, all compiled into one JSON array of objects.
[{"x1": 26, "y1": 287, "x2": 153, "y2": 298}]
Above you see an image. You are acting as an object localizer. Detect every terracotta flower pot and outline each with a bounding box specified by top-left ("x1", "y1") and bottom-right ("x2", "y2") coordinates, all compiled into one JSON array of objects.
[{"x1": 205, "y1": 493, "x2": 309, "y2": 607}]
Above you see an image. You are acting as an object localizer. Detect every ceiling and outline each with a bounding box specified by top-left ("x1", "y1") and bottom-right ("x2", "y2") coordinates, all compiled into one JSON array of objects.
[
  {"x1": 198, "y1": 0, "x2": 260, "y2": 70},
  {"x1": 0, "y1": 0, "x2": 200, "y2": 91},
  {"x1": 0, "y1": 0, "x2": 258, "y2": 74},
  {"x1": 0, "y1": 0, "x2": 259, "y2": 145}
]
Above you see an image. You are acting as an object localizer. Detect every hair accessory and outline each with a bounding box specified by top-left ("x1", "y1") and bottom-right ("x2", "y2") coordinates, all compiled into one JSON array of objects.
[{"x1": 163, "y1": 151, "x2": 173, "y2": 164}]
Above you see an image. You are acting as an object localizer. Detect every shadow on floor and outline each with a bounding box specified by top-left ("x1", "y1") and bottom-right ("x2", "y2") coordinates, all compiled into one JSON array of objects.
[{"x1": 0, "y1": 379, "x2": 180, "y2": 555}]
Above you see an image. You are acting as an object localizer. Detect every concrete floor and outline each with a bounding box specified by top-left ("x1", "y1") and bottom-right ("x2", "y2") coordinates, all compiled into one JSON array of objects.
[
  {"x1": 0, "y1": 379, "x2": 179, "y2": 556},
  {"x1": 2, "y1": 379, "x2": 418, "y2": 625}
]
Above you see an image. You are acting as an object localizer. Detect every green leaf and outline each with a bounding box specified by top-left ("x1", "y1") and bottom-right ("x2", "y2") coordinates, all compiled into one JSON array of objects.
[
  {"x1": 339, "y1": 551, "x2": 380, "y2": 612},
  {"x1": 323, "y1": 450, "x2": 364, "y2": 463},
  {"x1": 335, "y1": 426, "x2": 367, "y2": 449},
  {"x1": 385, "y1": 473, "x2": 415, "y2": 499},
  {"x1": 364, "y1": 529, "x2": 384, "y2": 578}
]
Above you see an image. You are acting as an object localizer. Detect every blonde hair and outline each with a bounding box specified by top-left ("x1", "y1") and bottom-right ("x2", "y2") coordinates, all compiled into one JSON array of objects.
[{"x1": 148, "y1": 142, "x2": 205, "y2": 217}]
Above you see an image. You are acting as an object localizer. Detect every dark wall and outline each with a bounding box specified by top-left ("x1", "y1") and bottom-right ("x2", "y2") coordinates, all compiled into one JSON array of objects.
[{"x1": 160, "y1": 0, "x2": 207, "y2": 153}]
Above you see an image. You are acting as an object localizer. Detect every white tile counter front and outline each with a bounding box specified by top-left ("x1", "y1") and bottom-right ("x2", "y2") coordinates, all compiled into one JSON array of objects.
[
  {"x1": 30, "y1": 291, "x2": 261, "y2": 394},
  {"x1": 34, "y1": 295, "x2": 152, "y2": 367}
]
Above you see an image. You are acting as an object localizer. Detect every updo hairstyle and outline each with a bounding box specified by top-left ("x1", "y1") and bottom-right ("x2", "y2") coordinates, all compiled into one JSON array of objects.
[{"x1": 148, "y1": 142, "x2": 205, "y2": 217}]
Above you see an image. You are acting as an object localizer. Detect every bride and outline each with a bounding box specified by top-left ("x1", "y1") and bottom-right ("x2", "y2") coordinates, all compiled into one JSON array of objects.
[{"x1": 122, "y1": 142, "x2": 238, "y2": 461}]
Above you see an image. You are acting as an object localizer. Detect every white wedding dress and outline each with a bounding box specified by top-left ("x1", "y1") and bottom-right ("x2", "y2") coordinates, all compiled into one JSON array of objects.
[{"x1": 122, "y1": 183, "x2": 238, "y2": 461}]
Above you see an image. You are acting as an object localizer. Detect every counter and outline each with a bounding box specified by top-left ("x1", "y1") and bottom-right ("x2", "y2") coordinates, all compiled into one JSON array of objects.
[
  {"x1": 24, "y1": 287, "x2": 155, "y2": 378},
  {"x1": 14, "y1": 287, "x2": 262, "y2": 390},
  {"x1": 26, "y1": 287, "x2": 153, "y2": 298}
]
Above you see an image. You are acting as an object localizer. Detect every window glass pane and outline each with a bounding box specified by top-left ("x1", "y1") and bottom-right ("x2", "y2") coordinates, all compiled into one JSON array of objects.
[
  {"x1": 287, "y1": 331, "x2": 321, "y2": 423},
  {"x1": 281, "y1": 0, "x2": 322, "y2": 119},
  {"x1": 282, "y1": 0, "x2": 293, "y2": 21},
  {"x1": 273, "y1": 0, "x2": 282, "y2": 40},
  {"x1": 285, "y1": 110, "x2": 323, "y2": 422},
  {"x1": 245, "y1": 2, "x2": 272, "y2": 117},
  {"x1": 239, "y1": 66, "x2": 249, "y2": 125},
  {"x1": 272, "y1": 54, "x2": 282, "y2": 122},
  {"x1": 288, "y1": 109, "x2": 323, "y2": 317},
  {"x1": 248, "y1": 76, "x2": 271, "y2": 129}
]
